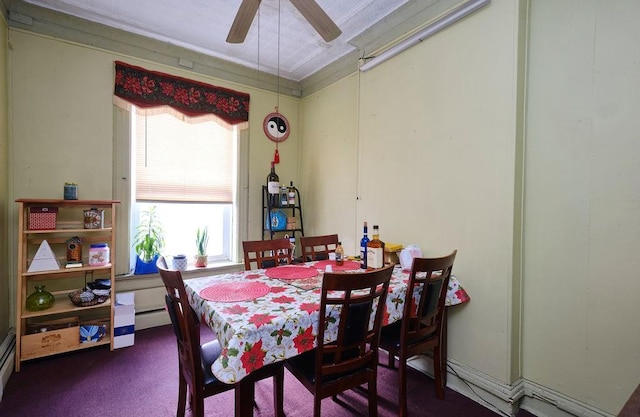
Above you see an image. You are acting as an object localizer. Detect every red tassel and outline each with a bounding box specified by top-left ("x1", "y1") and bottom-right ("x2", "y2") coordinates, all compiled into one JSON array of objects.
[{"x1": 274, "y1": 148, "x2": 280, "y2": 163}]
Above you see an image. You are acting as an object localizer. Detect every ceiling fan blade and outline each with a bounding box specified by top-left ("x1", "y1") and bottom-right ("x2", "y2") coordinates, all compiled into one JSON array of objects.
[
  {"x1": 226, "y1": 0, "x2": 262, "y2": 43},
  {"x1": 289, "y1": 0, "x2": 342, "y2": 42}
]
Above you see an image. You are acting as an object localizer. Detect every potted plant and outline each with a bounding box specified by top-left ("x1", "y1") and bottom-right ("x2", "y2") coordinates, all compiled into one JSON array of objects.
[
  {"x1": 133, "y1": 205, "x2": 164, "y2": 274},
  {"x1": 195, "y1": 226, "x2": 209, "y2": 268}
]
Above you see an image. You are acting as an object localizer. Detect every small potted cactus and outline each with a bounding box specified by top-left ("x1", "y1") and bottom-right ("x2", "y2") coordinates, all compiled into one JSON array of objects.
[{"x1": 194, "y1": 226, "x2": 209, "y2": 267}]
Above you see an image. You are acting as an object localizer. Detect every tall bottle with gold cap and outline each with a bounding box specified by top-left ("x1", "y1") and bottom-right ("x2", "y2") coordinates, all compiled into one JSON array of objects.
[{"x1": 366, "y1": 225, "x2": 385, "y2": 269}]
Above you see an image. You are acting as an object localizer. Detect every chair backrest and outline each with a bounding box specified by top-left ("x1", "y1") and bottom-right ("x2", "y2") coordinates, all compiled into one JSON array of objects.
[
  {"x1": 299, "y1": 234, "x2": 339, "y2": 261},
  {"x1": 402, "y1": 250, "x2": 457, "y2": 345},
  {"x1": 242, "y1": 238, "x2": 293, "y2": 270},
  {"x1": 316, "y1": 264, "x2": 394, "y2": 382},
  {"x1": 156, "y1": 256, "x2": 205, "y2": 391}
]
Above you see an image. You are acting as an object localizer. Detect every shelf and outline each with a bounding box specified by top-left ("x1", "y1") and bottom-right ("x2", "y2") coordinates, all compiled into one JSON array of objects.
[
  {"x1": 23, "y1": 264, "x2": 112, "y2": 278},
  {"x1": 23, "y1": 227, "x2": 113, "y2": 235},
  {"x1": 15, "y1": 199, "x2": 119, "y2": 371},
  {"x1": 21, "y1": 291, "x2": 111, "y2": 319},
  {"x1": 15, "y1": 198, "x2": 120, "y2": 206}
]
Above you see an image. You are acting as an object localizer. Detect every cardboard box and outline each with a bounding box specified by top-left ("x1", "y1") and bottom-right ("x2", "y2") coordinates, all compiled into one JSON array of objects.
[{"x1": 114, "y1": 292, "x2": 135, "y2": 348}]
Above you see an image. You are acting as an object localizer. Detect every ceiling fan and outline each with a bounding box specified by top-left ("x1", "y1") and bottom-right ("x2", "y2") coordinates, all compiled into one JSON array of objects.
[{"x1": 226, "y1": 0, "x2": 342, "y2": 44}]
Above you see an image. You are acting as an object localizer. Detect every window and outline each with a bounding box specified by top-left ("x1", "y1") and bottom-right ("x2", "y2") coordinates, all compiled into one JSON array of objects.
[
  {"x1": 113, "y1": 106, "x2": 249, "y2": 275},
  {"x1": 112, "y1": 62, "x2": 250, "y2": 275},
  {"x1": 131, "y1": 109, "x2": 237, "y2": 267}
]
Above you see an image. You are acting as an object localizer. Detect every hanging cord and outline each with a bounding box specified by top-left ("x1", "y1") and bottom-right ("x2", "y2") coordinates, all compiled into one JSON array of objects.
[
  {"x1": 273, "y1": 0, "x2": 281, "y2": 162},
  {"x1": 277, "y1": 0, "x2": 281, "y2": 111},
  {"x1": 144, "y1": 115, "x2": 148, "y2": 167}
]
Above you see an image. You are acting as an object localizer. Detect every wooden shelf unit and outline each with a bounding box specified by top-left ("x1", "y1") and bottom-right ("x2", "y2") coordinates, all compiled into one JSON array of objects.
[{"x1": 15, "y1": 199, "x2": 119, "y2": 371}]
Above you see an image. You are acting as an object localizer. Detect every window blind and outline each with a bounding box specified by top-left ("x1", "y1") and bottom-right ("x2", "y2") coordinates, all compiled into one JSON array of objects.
[{"x1": 135, "y1": 111, "x2": 234, "y2": 203}]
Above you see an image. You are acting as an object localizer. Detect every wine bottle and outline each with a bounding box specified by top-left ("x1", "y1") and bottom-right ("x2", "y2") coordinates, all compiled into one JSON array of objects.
[
  {"x1": 335, "y1": 241, "x2": 344, "y2": 266},
  {"x1": 266, "y1": 162, "x2": 280, "y2": 208},
  {"x1": 366, "y1": 225, "x2": 385, "y2": 269},
  {"x1": 360, "y1": 221, "x2": 369, "y2": 269},
  {"x1": 288, "y1": 181, "x2": 296, "y2": 206}
]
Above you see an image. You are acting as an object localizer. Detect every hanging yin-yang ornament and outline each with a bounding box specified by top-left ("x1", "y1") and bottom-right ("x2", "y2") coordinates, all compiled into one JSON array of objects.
[{"x1": 263, "y1": 110, "x2": 290, "y2": 143}]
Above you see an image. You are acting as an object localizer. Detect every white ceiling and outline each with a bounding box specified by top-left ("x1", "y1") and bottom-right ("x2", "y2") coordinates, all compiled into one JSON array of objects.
[{"x1": 10, "y1": 0, "x2": 455, "y2": 83}]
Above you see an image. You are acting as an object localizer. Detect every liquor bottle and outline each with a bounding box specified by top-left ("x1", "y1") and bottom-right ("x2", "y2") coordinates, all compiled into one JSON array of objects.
[
  {"x1": 360, "y1": 221, "x2": 370, "y2": 269},
  {"x1": 280, "y1": 185, "x2": 288, "y2": 207},
  {"x1": 366, "y1": 225, "x2": 385, "y2": 269},
  {"x1": 335, "y1": 241, "x2": 344, "y2": 266},
  {"x1": 288, "y1": 181, "x2": 296, "y2": 206},
  {"x1": 266, "y1": 162, "x2": 280, "y2": 208}
]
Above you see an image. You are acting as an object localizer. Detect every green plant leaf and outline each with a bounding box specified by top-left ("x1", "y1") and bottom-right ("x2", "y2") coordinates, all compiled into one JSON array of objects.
[{"x1": 132, "y1": 205, "x2": 164, "y2": 262}]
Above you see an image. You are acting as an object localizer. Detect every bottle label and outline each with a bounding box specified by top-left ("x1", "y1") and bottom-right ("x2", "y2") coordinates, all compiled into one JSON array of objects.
[
  {"x1": 360, "y1": 246, "x2": 368, "y2": 269},
  {"x1": 367, "y1": 247, "x2": 384, "y2": 269},
  {"x1": 335, "y1": 251, "x2": 343, "y2": 265},
  {"x1": 267, "y1": 181, "x2": 280, "y2": 194}
]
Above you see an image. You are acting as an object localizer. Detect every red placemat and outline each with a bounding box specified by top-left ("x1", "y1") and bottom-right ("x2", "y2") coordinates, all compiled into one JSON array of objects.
[
  {"x1": 199, "y1": 282, "x2": 270, "y2": 302},
  {"x1": 314, "y1": 260, "x2": 361, "y2": 271},
  {"x1": 265, "y1": 266, "x2": 319, "y2": 280}
]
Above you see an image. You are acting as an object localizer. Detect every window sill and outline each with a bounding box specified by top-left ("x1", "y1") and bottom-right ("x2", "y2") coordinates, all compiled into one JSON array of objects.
[{"x1": 115, "y1": 261, "x2": 244, "y2": 292}]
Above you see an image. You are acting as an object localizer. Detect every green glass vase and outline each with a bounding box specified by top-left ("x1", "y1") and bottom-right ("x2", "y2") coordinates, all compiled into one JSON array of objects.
[{"x1": 26, "y1": 285, "x2": 55, "y2": 311}]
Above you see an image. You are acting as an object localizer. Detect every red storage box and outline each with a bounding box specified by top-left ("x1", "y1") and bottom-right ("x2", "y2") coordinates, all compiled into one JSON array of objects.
[{"x1": 28, "y1": 207, "x2": 58, "y2": 230}]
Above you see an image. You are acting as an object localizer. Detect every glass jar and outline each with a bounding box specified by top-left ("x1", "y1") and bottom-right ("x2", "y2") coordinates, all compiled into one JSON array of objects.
[
  {"x1": 26, "y1": 285, "x2": 55, "y2": 311},
  {"x1": 89, "y1": 243, "x2": 110, "y2": 266},
  {"x1": 63, "y1": 183, "x2": 78, "y2": 200},
  {"x1": 172, "y1": 254, "x2": 187, "y2": 271}
]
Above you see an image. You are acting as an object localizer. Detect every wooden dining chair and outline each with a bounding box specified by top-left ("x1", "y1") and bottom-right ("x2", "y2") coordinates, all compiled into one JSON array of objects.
[
  {"x1": 156, "y1": 256, "x2": 284, "y2": 417},
  {"x1": 284, "y1": 264, "x2": 394, "y2": 417},
  {"x1": 379, "y1": 250, "x2": 457, "y2": 416},
  {"x1": 299, "y1": 234, "x2": 339, "y2": 261},
  {"x1": 242, "y1": 238, "x2": 293, "y2": 270}
]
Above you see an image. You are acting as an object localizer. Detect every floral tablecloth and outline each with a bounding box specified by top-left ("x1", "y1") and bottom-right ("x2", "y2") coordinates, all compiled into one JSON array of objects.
[{"x1": 184, "y1": 262, "x2": 470, "y2": 384}]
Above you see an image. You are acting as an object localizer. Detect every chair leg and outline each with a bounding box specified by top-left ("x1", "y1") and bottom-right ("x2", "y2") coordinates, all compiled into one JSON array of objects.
[
  {"x1": 273, "y1": 364, "x2": 285, "y2": 417},
  {"x1": 313, "y1": 395, "x2": 321, "y2": 417},
  {"x1": 235, "y1": 380, "x2": 256, "y2": 417},
  {"x1": 388, "y1": 349, "x2": 395, "y2": 368},
  {"x1": 177, "y1": 377, "x2": 187, "y2": 417},
  {"x1": 368, "y1": 374, "x2": 379, "y2": 417},
  {"x1": 191, "y1": 391, "x2": 205, "y2": 417},
  {"x1": 398, "y1": 356, "x2": 408, "y2": 417},
  {"x1": 433, "y1": 345, "x2": 445, "y2": 400}
]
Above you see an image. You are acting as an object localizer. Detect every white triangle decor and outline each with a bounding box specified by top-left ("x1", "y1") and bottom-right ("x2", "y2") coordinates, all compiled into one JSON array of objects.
[{"x1": 28, "y1": 240, "x2": 61, "y2": 272}]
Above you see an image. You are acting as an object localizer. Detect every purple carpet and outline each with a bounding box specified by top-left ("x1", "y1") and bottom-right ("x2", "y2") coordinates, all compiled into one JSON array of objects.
[{"x1": 0, "y1": 325, "x2": 536, "y2": 417}]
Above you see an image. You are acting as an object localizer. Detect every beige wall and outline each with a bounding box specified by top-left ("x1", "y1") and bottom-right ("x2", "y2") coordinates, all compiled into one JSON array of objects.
[
  {"x1": 0, "y1": 12, "x2": 9, "y2": 343},
  {"x1": 302, "y1": 0, "x2": 521, "y2": 384},
  {"x1": 523, "y1": 0, "x2": 640, "y2": 413},
  {"x1": 301, "y1": 0, "x2": 639, "y2": 415}
]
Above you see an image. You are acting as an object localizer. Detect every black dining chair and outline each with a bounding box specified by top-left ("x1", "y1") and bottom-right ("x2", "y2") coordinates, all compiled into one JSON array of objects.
[
  {"x1": 379, "y1": 250, "x2": 457, "y2": 416},
  {"x1": 284, "y1": 264, "x2": 394, "y2": 417},
  {"x1": 242, "y1": 238, "x2": 293, "y2": 270},
  {"x1": 299, "y1": 234, "x2": 339, "y2": 261},
  {"x1": 156, "y1": 256, "x2": 284, "y2": 417}
]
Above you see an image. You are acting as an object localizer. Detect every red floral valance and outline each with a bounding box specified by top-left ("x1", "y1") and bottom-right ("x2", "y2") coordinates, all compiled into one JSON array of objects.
[{"x1": 114, "y1": 61, "x2": 249, "y2": 124}]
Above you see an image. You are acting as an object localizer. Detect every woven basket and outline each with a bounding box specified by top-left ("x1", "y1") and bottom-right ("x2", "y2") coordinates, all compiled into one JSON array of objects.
[{"x1": 69, "y1": 289, "x2": 110, "y2": 307}]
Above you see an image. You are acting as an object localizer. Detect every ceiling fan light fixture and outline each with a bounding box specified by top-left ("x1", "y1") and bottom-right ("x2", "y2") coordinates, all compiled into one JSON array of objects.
[
  {"x1": 226, "y1": 0, "x2": 261, "y2": 43},
  {"x1": 226, "y1": 0, "x2": 341, "y2": 44}
]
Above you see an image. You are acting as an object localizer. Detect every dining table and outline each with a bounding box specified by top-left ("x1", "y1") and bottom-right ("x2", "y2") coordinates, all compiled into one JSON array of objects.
[{"x1": 184, "y1": 260, "x2": 470, "y2": 416}]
